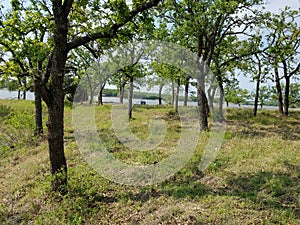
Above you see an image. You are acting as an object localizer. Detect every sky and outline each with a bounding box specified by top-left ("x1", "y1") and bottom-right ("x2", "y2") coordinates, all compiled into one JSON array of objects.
[{"x1": 262, "y1": 0, "x2": 300, "y2": 12}]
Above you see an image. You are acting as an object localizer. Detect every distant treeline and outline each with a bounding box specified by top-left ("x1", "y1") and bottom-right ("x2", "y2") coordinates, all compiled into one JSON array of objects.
[{"x1": 102, "y1": 89, "x2": 197, "y2": 101}]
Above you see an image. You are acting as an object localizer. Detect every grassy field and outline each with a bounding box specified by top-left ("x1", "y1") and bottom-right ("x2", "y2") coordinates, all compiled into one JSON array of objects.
[{"x1": 0, "y1": 99, "x2": 299, "y2": 224}]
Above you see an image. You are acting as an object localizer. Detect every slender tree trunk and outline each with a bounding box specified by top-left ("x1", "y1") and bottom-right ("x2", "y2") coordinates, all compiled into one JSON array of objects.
[
  {"x1": 23, "y1": 90, "x2": 26, "y2": 100},
  {"x1": 253, "y1": 54, "x2": 262, "y2": 117},
  {"x1": 158, "y1": 84, "x2": 163, "y2": 105},
  {"x1": 120, "y1": 82, "x2": 125, "y2": 104},
  {"x1": 207, "y1": 87, "x2": 214, "y2": 110},
  {"x1": 175, "y1": 78, "x2": 180, "y2": 113},
  {"x1": 34, "y1": 91, "x2": 43, "y2": 135},
  {"x1": 274, "y1": 63, "x2": 284, "y2": 115},
  {"x1": 253, "y1": 78, "x2": 260, "y2": 117},
  {"x1": 183, "y1": 78, "x2": 189, "y2": 107},
  {"x1": 89, "y1": 90, "x2": 94, "y2": 105},
  {"x1": 197, "y1": 34, "x2": 209, "y2": 131},
  {"x1": 22, "y1": 79, "x2": 27, "y2": 100},
  {"x1": 98, "y1": 89, "x2": 103, "y2": 105},
  {"x1": 171, "y1": 81, "x2": 175, "y2": 106},
  {"x1": 284, "y1": 75, "x2": 290, "y2": 116},
  {"x1": 128, "y1": 77, "x2": 134, "y2": 119},
  {"x1": 98, "y1": 85, "x2": 104, "y2": 106},
  {"x1": 197, "y1": 75, "x2": 209, "y2": 131},
  {"x1": 218, "y1": 87, "x2": 225, "y2": 121},
  {"x1": 17, "y1": 77, "x2": 21, "y2": 99},
  {"x1": 217, "y1": 78, "x2": 225, "y2": 122},
  {"x1": 34, "y1": 62, "x2": 43, "y2": 135}
]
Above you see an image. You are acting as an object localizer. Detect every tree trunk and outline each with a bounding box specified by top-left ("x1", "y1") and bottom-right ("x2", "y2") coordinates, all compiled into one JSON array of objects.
[
  {"x1": 175, "y1": 78, "x2": 180, "y2": 113},
  {"x1": 217, "y1": 78, "x2": 225, "y2": 122},
  {"x1": 47, "y1": 47, "x2": 68, "y2": 193},
  {"x1": 98, "y1": 85, "x2": 104, "y2": 106},
  {"x1": 34, "y1": 62, "x2": 43, "y2": 135},
  {"x1": 158, "y1": 84, "x2": 163, "y2": 105},
  {"x1": 253, "y1": 54, "x2": 262, "y2": 117},
  {"x1": 274, "y1": 63, "x2": 284, "y2": 115},
  {"x1": 22, "y1": 79, "x2": 27, "y2": 100},
  {"x1": 183, "y1": 78, "x2": 189, "y2": 107},
  {"x1": 23, "y1": 90, "x2": 26, "y2": 100},
  {"x1": 171, "y1": 81, "x2": 175, "y2": 106},
  {"x1": 120, "y1": 82, "x2": 125, "y2": 104},
  {"x1": 34, "y1": 91, "x2": 43, "y2": 135},
  {"x1": 17, "y1": 77, "x2": 21, "y2": 99},
  {"x1": 284, "y1": 75, "x2": 290, "y2": 116},
  {"x1": 89, "y1": 90, "x2": 94, "y2": 105},
  {"x1": 207, "y1": 87, "x2": 214, "y2": 110},
  {"x1": 253, "y1": 78, "x2": 260, "y2": 117},
  {"x1": 196, "y1": 34, "x2": 209, "y2": 131},
  {"x1": 197, "y1": 75, "x2": 209, "y2": 131},
  {"x1": 43, "y1": 3, "x2": 71, "y2": 193},
  {"x1": 128, "y1": 76, "x2": 134, "y2": 119}
]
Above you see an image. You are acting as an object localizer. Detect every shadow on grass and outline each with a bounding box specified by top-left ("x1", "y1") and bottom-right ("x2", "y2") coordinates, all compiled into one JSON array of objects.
[
  {"x1": 122, "y1": 162, "x2": 300, "y2": 217},
  {"x1": 223, "y1": 162, "x2": 300, "y2": 216},
  {"x1": 226, "y1": 109, "x2": 300, "y2": 141}
]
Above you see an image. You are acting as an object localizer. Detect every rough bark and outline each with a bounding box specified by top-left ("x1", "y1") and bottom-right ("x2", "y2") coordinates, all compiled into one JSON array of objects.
[
  {"x1": 197, "y1": 34, "x2": 209, "y2": 131},
  {"x1": 34, "y1": 92, "x2": 43, "y2": 135},
  {"x1": 42, "y1": 0, "x2": 71, "y2": 193},
  {"x1": 197, "y1": 75, "x2": 209, "y2": 131},
  {"x1": 197, "y1": 63, "x2": 209, "y2": 131}
]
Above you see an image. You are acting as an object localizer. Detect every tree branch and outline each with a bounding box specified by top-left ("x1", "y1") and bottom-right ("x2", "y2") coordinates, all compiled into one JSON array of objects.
[{"x1": 67, "y1": 0, "x2": 162, "y2": 51}]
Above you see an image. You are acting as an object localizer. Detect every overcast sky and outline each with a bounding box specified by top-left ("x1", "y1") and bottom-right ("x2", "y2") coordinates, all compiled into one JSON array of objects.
[{"x1": 262, "y1": 0, "x2": 300, "y2": 12}]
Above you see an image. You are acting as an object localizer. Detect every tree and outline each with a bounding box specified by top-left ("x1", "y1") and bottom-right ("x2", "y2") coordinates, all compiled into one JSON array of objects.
[
  {"x1": 31, "y1": 0, "x2": 162, "y2": 192},
  {"x1": 0, "y1": 0, "x2": 52, "y2": 135},
  {"x1": 289, "y1": 83, "x2": 300, "y2": 108},
  {"x1": 150, "y1": 61, "x2": 183, "y2": 112},
  {"x1": 159, "y1": 0, "x2": 263, "y2": 130},
  {"x1": 146, "y1": 72, "x2": 168, "y2": 105},
  {"x1": 264, "y1": 8, "x2": 300, "y2": 116},
  {"x1": 224, "y1": 77, "x2": 250, "y2": 107},
  {"x1": 111, "y1": 42, "x2": 148, "y2": 118}
]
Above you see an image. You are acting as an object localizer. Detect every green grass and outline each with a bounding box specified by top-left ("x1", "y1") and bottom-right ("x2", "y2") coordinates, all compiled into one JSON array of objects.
[{"x1": 0, "y1": 99, "x2": 299, "y2": 224}]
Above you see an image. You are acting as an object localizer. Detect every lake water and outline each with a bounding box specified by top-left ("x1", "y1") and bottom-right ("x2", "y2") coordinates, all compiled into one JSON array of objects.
[
  {"x1": 1, "y1": 89, "x2": 291, "y2": 110},
  {"x1": 0, "y1": 89, "x2": 198, "y2": 106},
  {"x1": 0, "y1": 89, "x2": 35, "y2": 100}
]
